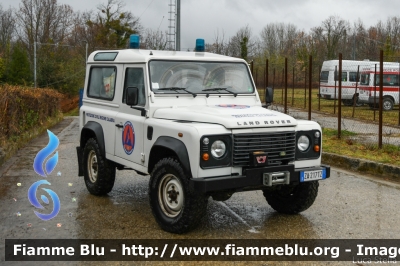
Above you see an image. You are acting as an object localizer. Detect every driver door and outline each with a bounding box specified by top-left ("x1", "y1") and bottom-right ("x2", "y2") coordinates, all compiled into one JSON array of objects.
[{"x1": 114, "y1": 65, "x2": 147, "y2": 166}]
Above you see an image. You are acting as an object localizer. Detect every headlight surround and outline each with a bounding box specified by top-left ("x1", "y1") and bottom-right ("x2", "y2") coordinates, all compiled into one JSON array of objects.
[
  {"x1": 297, "y1": 135, "x2": 310, "y2": 152},
  {"x1": 295, "y1": 130, "x2": 321, "y2": 160},
  {"x1": 211, "y1": 140, "x2": 226, "y2": 158},
  {"x1": 200, "y1": 135, "x2": 231, "y2": 169}
]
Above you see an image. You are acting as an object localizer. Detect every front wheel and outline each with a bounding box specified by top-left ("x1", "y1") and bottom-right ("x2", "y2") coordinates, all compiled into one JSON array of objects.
[
  {"x1": 83, "y1": 138, "x2": 115, "y2": 195},
  {"x1": 263, "y1": 181, "x2": 319, "y2": 214},
  {"x1": 149, "y1": 158, "x2": 208, "y2": 234}
]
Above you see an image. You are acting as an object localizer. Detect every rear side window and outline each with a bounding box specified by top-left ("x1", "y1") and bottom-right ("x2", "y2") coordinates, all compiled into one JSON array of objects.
[
  {"x1": 375, "y1": 74, "x2": 399, "y2": 86},
  {"x1": 320, "y1": 71, "x2": 329, "y2": 82},
  {"x1": 88, "y1": 67, "x2": 117, "y2": 100}
]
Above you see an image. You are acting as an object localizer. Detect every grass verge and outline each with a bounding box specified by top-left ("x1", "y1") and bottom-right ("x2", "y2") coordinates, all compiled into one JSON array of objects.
[
  {"x1": 64, "y1": 107, "x2": 79, "y2": 116},
  {"x1": 322, "y1": 128, "x2": 400, "y2": 167}
]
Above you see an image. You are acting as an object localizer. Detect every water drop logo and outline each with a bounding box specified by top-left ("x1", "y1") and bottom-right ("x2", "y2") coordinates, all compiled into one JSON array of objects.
[
  {"x1": 28, "y1": 180, "x2": 60, "y2": 220},
  {"x1": 29, "y1": 130, "x2": 61, "y2": 221},
  {"x1": 33, "y1": 130, "x2": 59, "y2": 177}
]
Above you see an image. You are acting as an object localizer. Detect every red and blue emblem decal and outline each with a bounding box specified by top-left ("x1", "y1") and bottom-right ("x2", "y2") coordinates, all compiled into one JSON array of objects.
[
  {"x1": 216, "y1": 104, "x2": 250, "y2": 109},
  {"x1": 122, "y1": 121, "x2": 135, "y2": 155}
]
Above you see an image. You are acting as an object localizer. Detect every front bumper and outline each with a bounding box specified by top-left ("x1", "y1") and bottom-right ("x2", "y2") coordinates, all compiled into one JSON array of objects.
[{"x1": 191, "y1": 164, "x2": 330, "y2": 194}]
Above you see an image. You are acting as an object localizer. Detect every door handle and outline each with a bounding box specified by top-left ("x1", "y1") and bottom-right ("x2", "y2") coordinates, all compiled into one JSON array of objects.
[{"x1": 115, "y1": 124, "x2": 123, "y2": 128}]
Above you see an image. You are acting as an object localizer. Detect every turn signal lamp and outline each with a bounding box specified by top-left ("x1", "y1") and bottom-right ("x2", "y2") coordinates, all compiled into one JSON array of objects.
[
  {"x1": 196, "y1": 39, "x2": 205, "y2": 52},
  {"x1": 130, "y1": 34, "x2": 140, "y2": 49},
  {"x1": 314, "y1": 145, "x2": 320, "y2": 152},
  {"x1": 202, "y1": 153, "x2": 209, "y2": 161}
]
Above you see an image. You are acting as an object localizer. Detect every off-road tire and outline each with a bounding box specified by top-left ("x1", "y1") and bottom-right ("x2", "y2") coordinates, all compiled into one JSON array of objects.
[
  {"x1": 83, "y1": 138, "x2": 115, "y2": 195},
  {"x1": 263, "y1": 181, "x2": 319, "y2": 214},
  {"x1": 383, "y1": 97, "x2": 394, "y2": 111},
  {"x1": 149, "y1": 157, "x2": 208, "y2": 234}
]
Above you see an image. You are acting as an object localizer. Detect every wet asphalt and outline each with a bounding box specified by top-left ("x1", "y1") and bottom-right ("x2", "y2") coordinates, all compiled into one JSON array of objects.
[{"x1": 1, "y1": 117, "x2": 400, "y2": 266}]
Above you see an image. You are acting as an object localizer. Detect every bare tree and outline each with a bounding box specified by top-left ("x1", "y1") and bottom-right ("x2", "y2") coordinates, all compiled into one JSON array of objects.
[
  {"x1": 0, "y1": 5, "x2": 15, "y2": 52},
  {"x1": 16, "y1": 0, "x2": 74, "y2": 46},
  {"x1": 312, "y1": 16, "x2": 350, "y2": 60},
  {"x1": 142, "y1": 29, "x2": 167, "y2": 50}
]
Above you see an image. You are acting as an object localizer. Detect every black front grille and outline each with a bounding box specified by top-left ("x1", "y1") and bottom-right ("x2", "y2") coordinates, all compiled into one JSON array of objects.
[{"x1": 233, "y1": 131, "x2": 296, "y2": 166}]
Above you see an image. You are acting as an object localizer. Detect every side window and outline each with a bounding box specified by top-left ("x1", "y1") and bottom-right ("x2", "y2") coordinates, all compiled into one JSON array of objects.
[
  {"x1": 320, "y1": 71, "x2": 329, "y2": 82},
  {"x1": 334, "y1": 71, "x2": 347, "y2": 81},
  {"x1": 123, "y1": 68, "x2": 145, "y2": 106},
  {"x1": 88, "y1": 67, "x2": 116, "y2": 100},
  {"x1": 349, "y1": 72, "x2": 358, "y2": 82}
]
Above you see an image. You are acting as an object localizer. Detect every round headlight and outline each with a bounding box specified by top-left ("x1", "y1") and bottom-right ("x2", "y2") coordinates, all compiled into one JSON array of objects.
[
  {"x1": 211, "y1": 140, "x2": 226, "y2": 158},
  {"x1": 297, "y1": 135, "x2": 310, "y2": 152}
]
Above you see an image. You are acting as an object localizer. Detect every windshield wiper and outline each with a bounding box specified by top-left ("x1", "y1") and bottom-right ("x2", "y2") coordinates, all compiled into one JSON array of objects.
[
  {"x1": 202, "y1": 87, "x2": 237, "y2": 97},
  {"x1": 158, "y1": 87, "x2": 197, "y2": 98}
]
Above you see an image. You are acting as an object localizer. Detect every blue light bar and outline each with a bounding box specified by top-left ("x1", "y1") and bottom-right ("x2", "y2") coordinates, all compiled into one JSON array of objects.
[
  {"x1": 130, "y1": 34, "x2": 140, "y2": 49},
  {"x1": 195, "y1": 39, "x2": 205, "y2": 52}
]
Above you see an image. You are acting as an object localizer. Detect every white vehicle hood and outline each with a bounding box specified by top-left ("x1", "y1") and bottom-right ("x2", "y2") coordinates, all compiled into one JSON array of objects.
[{"x1": 153, "y1": 105, "x2": 297, "y2": 129}]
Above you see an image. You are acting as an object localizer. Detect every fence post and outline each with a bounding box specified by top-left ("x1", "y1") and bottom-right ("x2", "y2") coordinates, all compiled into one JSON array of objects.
[
  {"x1": 374, "y1": 64, "x2": 377, "y2": 121},
  {"x1": 292, "y1": 67, "x2": 295, "y2": 107},
  {"x1": 398, "y1": 61, "x2": 400, "y2": 126},
  {"x1": 255, "y1": 69, "x2": 258, "y2": 89},
  {"x1": 334, "y1": 65, "x2": 337, "y2": 114},
  {"x1": 281, "y1": 68, "x2": 284, "y2": 103},
  {"x1": 273, "y1": 67, "x2": 276, "y2": 104},
  {"x1": 318, "y1": 65, "x2": 321, "y2": 111},
  {"x1": 266, "y1": 59, "x2": 269, "y2": 88},
  {"x1": 308, "y1": 55, "x2": 312, "y2": 120},
  {"x1": 379, "y1": 50, "x2": 383, "y2": 149},
  {"x1": 338, "y1": 54, "x2": 342, "y2": 139},
  {"x1": 352, "y1": 65, "x2": 360, "y2": 118},
  {"x1": 285, "y1": 58, "x2": 288, "y2": 114},
  {"x1": 304, "y1": 69, "x2": 307, "y2": 109}
]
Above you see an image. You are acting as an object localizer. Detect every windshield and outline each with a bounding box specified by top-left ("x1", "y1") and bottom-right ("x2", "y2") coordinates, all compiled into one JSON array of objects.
[{"x1": 149, "y1": 61, "x2": 254, "y2": 94}]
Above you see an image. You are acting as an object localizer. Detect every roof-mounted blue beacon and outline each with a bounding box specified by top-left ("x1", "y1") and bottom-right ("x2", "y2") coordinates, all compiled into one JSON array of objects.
[
  {"x1": 130, "y1": 34, "x2": 140, "y2": 49},
  {"x1": 195, "y1": 39, "x2": 205, "y2": 52}
]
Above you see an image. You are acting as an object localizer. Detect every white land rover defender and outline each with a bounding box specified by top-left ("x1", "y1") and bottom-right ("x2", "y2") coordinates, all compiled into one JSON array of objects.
[{"x1": 76, "y1": 36, "x2": 330, "y2": 234}]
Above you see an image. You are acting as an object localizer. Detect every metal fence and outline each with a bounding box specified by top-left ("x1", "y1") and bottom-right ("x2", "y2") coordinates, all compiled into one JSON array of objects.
[{"x1": 253, "y1": 52, "x2": 400, "y2": 149}]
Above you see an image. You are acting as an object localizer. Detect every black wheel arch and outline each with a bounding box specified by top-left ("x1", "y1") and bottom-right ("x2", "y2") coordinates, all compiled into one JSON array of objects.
[
  {"x1": 80, "y1": 121, "x2": 106, "y2": 157},
  {"x1": 149, "y1": 136, "x2": 192, "y2": 177}
]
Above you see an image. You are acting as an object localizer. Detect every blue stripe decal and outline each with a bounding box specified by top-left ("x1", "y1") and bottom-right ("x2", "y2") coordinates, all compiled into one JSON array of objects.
[{"x1": 300, "y1": 171, "x2": 305, "y2": 182}]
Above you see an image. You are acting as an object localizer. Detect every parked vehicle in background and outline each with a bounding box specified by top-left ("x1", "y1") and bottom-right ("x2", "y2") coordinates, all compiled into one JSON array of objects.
[
  {"x1": 358, "y1": 62, "x2": 400, "y2": 111},
  {"x1": 319, "y1": 60, "x2": 378, "y2": 106}
]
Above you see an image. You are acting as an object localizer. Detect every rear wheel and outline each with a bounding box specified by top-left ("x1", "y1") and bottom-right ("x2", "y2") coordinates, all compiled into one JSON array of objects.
[
  {"x1": 263, "y1": 181, "x2": 319, "y2": 214},
  {"x1": 383, "y1": 97, "x2": 394, "y2": 111},
  {"x1": 83, "y1": 138, "x2": 115, "y2": 195}
]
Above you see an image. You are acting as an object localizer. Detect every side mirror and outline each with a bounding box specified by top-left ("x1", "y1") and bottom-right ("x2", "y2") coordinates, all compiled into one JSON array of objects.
[
  {"x1": 126, "y1": 87, "x2": 139, "y2": 106},
  {"x1": 264, "y1": 87, "x2": 274, "y2": 106}
]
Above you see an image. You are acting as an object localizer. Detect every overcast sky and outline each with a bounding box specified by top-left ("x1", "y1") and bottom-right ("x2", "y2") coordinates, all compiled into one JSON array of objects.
[{"x1": 3, "y1": 0, "x2": 400, "y2": 50}]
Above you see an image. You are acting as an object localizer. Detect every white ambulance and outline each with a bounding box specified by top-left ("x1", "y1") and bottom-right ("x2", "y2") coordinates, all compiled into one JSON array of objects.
[
  {"x1": 319, "y1": 60, "x2": 378, "y2": 106},
  {"x1": 358, "y1": 62, "x2": 400, "y2": 110},
  {"x1": 76, "y1": 35, "x2": 330, "y2": 233}
]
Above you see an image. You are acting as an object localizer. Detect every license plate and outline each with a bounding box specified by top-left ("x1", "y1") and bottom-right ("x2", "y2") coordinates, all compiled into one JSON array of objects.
[{"x1": 300, "y1": 169, "x2": 326, "y2": 182}]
